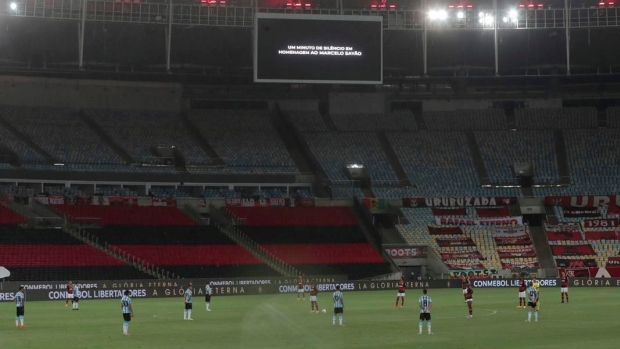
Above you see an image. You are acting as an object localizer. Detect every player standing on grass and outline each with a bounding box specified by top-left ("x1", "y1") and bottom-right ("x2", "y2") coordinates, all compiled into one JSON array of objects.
[
  {"x1": 15, "y1": 286, "x2": 25, "y2": 328},
  {"x1": 121, "y1": 290, "x2": 133, "y2": 336},
  {"x1": 532, "y1": 276, "x2": 541, "y2": 310},
  {"x1": 395, "y1": 276, "x2": 406, "y2": 308},
  {"x1": 72, "y1": 283, "x2": 80, "y2": 310},
  {"x1": 418, "y1": 289, "x2": 432, "y2": 335},
  {"x1": 465, "y1": 286, "x2": 473, "y2": 318},
  {"x1": 309, "y1": 284, "x2": 319, "y2": 313},
  {"x1": 560, "y1": 272, "x2": 569, "y2": 303},
  {"x1": 517, "y1": 277, "x2": 527, "y2": 308},
  {"x1": 66, "y1": 281, "x2": 74, "y2": 307},
  {"x1": 205, "y1": 283, "x2": 212, "y2": 311},
  {"x1": 332, "y1": 285, "x2": 344, "y2": 326},
  {"x1": 297, "y1": 276, "x2": 305, "y2": 301},
  {"x1": 526, "y1": 282, "x2": 539, "y2": 322},
  {"x1": 461, "y1": 275, "x2": 471, "y2": 302},
  {"x1": 184, "y1": 284, "x2": 194, "y2": 320}
]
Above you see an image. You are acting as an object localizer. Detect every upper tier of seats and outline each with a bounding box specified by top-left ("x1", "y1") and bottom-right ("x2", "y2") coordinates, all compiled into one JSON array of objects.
[
  {"x1": 187, "y1": 110, "x2": 297, "y2": 172},
  {"x1": 87, "y1": 109, "x2": 212, "y2": 166},
  {"x1": 303, "y1": 132, "x2": 399, "y2": 186},
  {"x1": 330, "y1": 111, "x2": 418, "y2": 131},
  {"x1": 476, "y1": 130, "x2": 559, "y2": 184},
  {"x1": 284, "y1": 111, "x2": 329, "y2": 131},
  {"x1": 2, "y1": 106, "x2": 125, "y2": 167},
  {"x1": 515, "y1": 107, "x2": 598, "y2": 129},
  {"x1": 225, "y1": 206, "x2": 358, "y2": 226},
  {"x1": 607, "y1": 106, "x2": 620, "y2": 127},
  {"x1": 387, "y1": 131, "x2": 479, "y2": 195},
  {"x1": 424, "y1": 110, "x2": 507, "y2": 131},
  {"x1": 52, "y1": 205, "x2": 197, "y2": 226}
]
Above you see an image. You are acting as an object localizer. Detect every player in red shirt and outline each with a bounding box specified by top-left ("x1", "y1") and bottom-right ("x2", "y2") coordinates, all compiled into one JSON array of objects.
[
  {"x1": 560, "y1": 272, "x2": 569, "y2": 303},
  {"x1": 309, "y1": 284, "x2": 319, "y2": 313},
  {"x1": 66, "y1": 281, "x2": 74, "y2": 307},
  {"x1": 395, "y1": 276, "x2": 406, "y2": 308},
  {"x1": 297, "y1": 276, "x2": 305, "y2": 301},
  {"x1": 517, "y1": 277, "x2": 527, "y2": 308},
  {"x1": 465, "y1": 286, "x2": 474, "y2": 318},
  {"x1": 461, "y1": 275, "x2": 471, "y2": 302}
]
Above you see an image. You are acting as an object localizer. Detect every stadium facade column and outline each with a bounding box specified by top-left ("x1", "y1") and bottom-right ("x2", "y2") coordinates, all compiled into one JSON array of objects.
[
  {"x1": 493, "y1": 0, "x2": 499, "y2": 76},
  {"x1": 78, "y1": 0, "x2": 87, "y2": 70},
  {"x1": 166, "y1": 0, "x2": 173, "y2": 73},
  {"x1": 565, "y1": 0, "x2": 571, "y2": 76},
  {"x1": 422, "y1": 0, "x2": 427, "y2": 76}
]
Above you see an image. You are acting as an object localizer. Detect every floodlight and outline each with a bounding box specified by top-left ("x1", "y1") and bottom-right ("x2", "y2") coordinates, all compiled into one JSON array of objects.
[{"x1": 9, "y1": 2, "x2": 17, "y2": 11}]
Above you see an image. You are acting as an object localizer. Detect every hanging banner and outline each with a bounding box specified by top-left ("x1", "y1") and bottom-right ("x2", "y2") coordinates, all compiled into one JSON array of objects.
[
  {"x1": 581, "y1": 218, "x2": 619, "y2": 229},
  {"x1": 363, "y1": 198, "x2": 386, "y2": 210},
  {"x1": 476, "y1": 207, "x2": 510, "y2": 217},
  {"x1": 383, "y1": 245, "x2": 428, "y2": 259},
  {"x1": 435, "y1": 216, "x2": 523, "y2": 226},
  {"x1": 563, "y1": 207, "x2": 600, "y2": 218},
  {"x1": 544, "y1": 221, "x2": 581, "y2": 232},
  {"x1": 35, "y1": 195, "x2": 65, "y2": 205},
  {"x1": 546, "y1": 231, "x2": 583, "y2": 241},
  {"x1": 402, "y1": 197, "x2": 516, "y2": 208},
  {"x1": 493, "y1": 226, "x2": 527, "y2": 236},
  {"x1": 544, "y1": 195, "x2": 619, "y2": 207},
  {"x1": 428, "y1": 226, "x2": 463, "y2": 235},
  {"x1": 225, "y1": 197, "x2": 315, "y2": 207},
  {"x1": 431, "y1": 207, "x2": 467, "y2": 216},
  {"x1": 436, "y1": 237, "x2": 476, "y2": 247},
  {"x1": 494, "y1": 235, "x2": 532, "y2": 245},
  {"x1": 152, "y1": 197, "x2": 177, "y2": 207},
  {"x1": 449, "y1": 269, "x2": 499, "y2": 279}
]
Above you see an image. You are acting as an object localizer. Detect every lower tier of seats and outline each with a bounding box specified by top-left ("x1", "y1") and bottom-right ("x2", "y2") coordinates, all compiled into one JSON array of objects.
[
  {"x1": 291, "y1": 263, "x2": 392, "y2": 280},
  {"x1": 163, "y1": 265, "x2": 281, "y2": 279},
  {"x1": 240, "y1": 226, "x2": 367, "y2": 244},
  {"x1": 260, "y1": 243, "x2": 385, "y2": 264},
  {"x1": 4, "y1": 266, "x2": 152, "y2": 281},
  {"x1": 0, "y1": 245, "x2": 128, "y2": 267},
  {"x1": 112, "y1": 245, "x2": 262, "y2": 265}
]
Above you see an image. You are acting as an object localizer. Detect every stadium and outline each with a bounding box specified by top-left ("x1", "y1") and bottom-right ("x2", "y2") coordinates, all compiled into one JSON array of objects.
[{"x1": 0, "y1": 0, "x2": 619, "y2": 348}]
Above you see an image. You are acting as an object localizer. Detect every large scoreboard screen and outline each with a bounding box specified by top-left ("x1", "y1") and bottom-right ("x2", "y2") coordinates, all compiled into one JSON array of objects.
[{"x1": 254, "y1": 13, "x2": 383, "y2": 85}]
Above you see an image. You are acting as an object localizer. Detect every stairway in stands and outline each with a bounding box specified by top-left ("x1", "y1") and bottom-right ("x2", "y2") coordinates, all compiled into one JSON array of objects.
[
  {"x1": 209, "y1": 205, "x2": 299, "y2": 276},
  {"x1": 465, "y1": 131, "x2": 491, "y2": 186},
  {"x1": 553, "y1": 130, "x2": 571, "y2": 185}
]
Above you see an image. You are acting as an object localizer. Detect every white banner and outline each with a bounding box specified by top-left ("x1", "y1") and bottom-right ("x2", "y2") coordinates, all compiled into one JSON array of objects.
[
  {"x1": 435, "y1": 216, "x2": 523, "y2": 226},
  {"x1": 544, "y1": 222, "x2": 582, "y2": 232},
  {"x1": 493, "y1": 226, "x2": 527, "y2": 236}
]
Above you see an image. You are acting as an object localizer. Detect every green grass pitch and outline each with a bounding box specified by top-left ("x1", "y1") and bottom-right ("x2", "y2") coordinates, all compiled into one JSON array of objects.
[{"x1": 0, "y1": 287, "x2": 616, "y2": 349}]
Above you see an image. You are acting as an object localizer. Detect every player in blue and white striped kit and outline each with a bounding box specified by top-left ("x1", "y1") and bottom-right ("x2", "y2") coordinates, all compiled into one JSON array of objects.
[
  {"x1": 526, "y1": 282, "x2": 539, "y2": 323},
  {"x1": 121, "y1": 290, "x2": 134, "y2": 336},
  {"x1": 418, "y1": 289, "x2": 432, "y2": 335},
  {"x1": 15, "y1": 286, "x2": 25, "y2": 328},
  {"x1": 72, "y1": 283, "x2": 80, "y2": 310},
  {"x1": 184, "y1": 284, "x2": 194, "y2": 320},
  {"x1": 332, "y1": 285, "x2": 344, "y2": 327}
]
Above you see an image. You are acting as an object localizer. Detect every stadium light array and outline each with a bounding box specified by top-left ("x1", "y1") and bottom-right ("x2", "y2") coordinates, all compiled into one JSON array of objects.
[
  {"x1": 478, "y1": 11, "x2": 494, "y2": 27},
  {"x1": 428, "y1": 9, "x2": 448, "y2": 21},
  {"x1": 285, "y1": 2, "x2": 312, "y2": 7},
  {"x1": 502, "y1": 8, "x2": 518, "y2": 23},
  {"x1": 200, "y1": 0, "x2": 226, "y2": 5}
]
